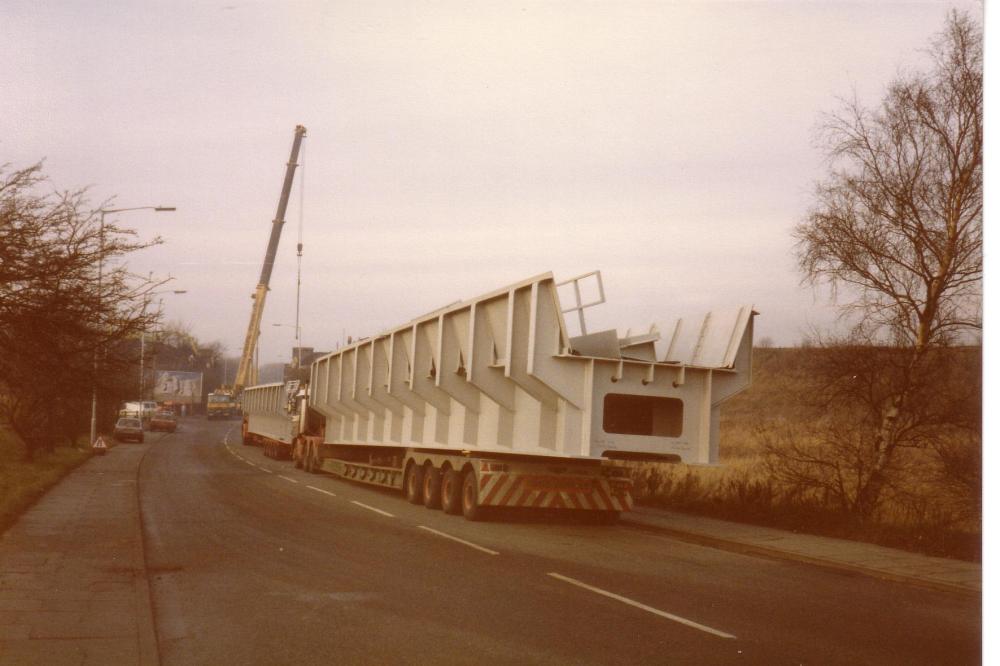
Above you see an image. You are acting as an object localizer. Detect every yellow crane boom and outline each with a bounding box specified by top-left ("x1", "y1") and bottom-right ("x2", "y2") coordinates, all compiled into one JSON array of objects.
[{"x1": 233, "y1": 125, "x2": 307, "y2": 394}]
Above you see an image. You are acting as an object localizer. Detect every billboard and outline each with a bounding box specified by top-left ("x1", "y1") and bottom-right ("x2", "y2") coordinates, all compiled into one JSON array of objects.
[{"x1": 153, "y1": 371, "x2": 203, "y2": 404}]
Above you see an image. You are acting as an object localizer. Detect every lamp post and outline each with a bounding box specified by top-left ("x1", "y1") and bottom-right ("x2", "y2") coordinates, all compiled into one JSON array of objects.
[
  {"x1": 89, "y1": 205, "x2": 176, "y2": 445},
  {"x1": 141, "y1": 289, "x2": 187, "y2": 399},
  {"x1": 272, "y1": 322, "x2": 303, "y2": 368}
]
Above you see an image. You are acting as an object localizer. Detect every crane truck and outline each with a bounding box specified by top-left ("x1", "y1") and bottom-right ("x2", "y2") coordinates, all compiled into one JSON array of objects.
[
  {"x1": 241, "y1": 270, "x2": 755, "y2": 522},
  {"x1": 206, "y1": 389, "x2": 239, "y2": 419}
]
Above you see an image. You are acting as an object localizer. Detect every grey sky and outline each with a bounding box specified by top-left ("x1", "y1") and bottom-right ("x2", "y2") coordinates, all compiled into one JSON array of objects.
[{"x1": 2, "y1": 0, "x2": 981, "y2": 363}]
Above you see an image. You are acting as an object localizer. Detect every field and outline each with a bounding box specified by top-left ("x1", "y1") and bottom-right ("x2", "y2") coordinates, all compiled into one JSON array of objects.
[
  {"x1": 630, "y1": 347, "x2": 981, "y2": 562},
  {"x1": 0, "y1": 426, "x2": 90, "y2": 535}
]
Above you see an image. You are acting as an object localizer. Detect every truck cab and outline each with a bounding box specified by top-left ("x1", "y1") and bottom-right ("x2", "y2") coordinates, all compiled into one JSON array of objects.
[{"x1": 207, "y1": 390, "x2": 238, "y2": 419}]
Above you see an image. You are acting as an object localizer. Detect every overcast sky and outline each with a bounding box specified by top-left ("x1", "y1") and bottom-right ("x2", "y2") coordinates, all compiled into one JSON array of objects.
[{"x1": 2, "y1": 0, "x2": 982, "y2": 363}]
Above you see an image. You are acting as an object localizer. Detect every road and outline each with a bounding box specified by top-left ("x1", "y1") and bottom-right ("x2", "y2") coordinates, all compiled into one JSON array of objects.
[{"x1": 139, "y1": 418, "x2": 980, "y2": 665}]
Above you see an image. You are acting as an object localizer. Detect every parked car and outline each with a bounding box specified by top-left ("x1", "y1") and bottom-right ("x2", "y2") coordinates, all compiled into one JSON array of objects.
[
  {"x1": 149, "y1": 410, "x2": 178, "y2": 433},
  {"x1": 113, "y1": 418, "x2": 144, "y2": 443}
]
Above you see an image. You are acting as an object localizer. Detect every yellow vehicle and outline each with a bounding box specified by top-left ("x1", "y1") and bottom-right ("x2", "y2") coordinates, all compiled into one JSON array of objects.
[{"x1": 207, "y1": 389, "x2": 238, "y2": 420}]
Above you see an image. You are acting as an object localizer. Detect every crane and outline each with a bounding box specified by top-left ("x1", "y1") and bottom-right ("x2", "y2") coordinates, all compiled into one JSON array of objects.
[{"x1": 233, "y1": 124, "x2": 307, "y2": 395}]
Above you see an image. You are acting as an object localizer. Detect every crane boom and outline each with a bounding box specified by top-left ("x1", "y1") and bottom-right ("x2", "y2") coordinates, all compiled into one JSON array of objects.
[{"x1": 234, "y1": 125, "x2": 307, "y2": 394}]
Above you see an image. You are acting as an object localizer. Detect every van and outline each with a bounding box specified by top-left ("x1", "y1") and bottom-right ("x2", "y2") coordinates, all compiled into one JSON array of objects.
[{"x1": 119, "y1": 400, "x2": 159, "y2": 424}]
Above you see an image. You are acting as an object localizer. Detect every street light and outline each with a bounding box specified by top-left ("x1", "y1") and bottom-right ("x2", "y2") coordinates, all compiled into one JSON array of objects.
[
  {"x1": 141, "y1": 289, "x2": 187, "y2": 399},
  {"x1": 90, "y1": 205, "x2": 175, "y2": 445},
  {"x1": 272, "y1": 322, "x2": 303, "y2": 368}
]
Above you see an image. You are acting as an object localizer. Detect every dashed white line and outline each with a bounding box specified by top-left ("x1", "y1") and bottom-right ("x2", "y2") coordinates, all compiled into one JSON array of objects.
[
  {"x1": 547, "y1": 573, "x2": 736, "y2": 639},
  {"x1": 417, "y1": 526, "x2": 499, "y2": 555},
  {"x1": 307, "y1": 485, "x2": 337, "y2": 497},
  {"x1": 350, "y1": 501, "x2": 395, "y2": 518},
  {"x1": 278, "y1": 475, "x2": 299, "y2": 484}
]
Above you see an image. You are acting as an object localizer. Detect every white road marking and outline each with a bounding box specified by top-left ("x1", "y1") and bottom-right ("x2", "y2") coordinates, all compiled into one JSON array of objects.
[
  {"x1": 307, "y1": 485, "x2": 337, "y2": 497},
  {"x1": 547, "y1": 573, "x2": 736, "y2": 639},
  {"x1": 417, "y1": 526, "x2": 499, "y2": 555},
  {"x1": 350, "y1": 501, "x2": 395, "y2": 518},
  {"x1": 278, "y1": 475, "x2": 299, "y2": 484}
]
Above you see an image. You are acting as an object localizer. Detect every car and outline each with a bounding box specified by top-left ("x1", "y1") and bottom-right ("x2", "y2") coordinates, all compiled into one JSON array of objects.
[
  {"x1": 113, "y1": 418, "x2": 144, "y2": 443},
  {"x1": 149, "y1": 410, "x2": 178, "y2": 433}
]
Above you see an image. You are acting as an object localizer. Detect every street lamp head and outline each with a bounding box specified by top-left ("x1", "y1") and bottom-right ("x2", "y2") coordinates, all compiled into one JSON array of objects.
[{"x1": 154, "y1": 207, "x2": 176, "y2": 212}]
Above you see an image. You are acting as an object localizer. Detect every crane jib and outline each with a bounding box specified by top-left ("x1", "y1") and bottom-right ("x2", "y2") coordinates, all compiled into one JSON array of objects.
[
  {"x1": 258, "y1": 125, "x2": 307, "y2": 288},
  {"x1": 233, "y1": 124, "x2": 307, "y2": 393}
]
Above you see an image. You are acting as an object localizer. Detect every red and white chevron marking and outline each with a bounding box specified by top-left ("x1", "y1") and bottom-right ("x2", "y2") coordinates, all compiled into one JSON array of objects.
[{"x1": 477, "y1": 472, "x2": 633, "y2": 512}]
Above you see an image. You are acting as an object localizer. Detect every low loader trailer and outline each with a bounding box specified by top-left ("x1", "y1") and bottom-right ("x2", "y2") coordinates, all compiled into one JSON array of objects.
[{"x1": 241, "y1": 271, "x2": 755, "y2": 521}]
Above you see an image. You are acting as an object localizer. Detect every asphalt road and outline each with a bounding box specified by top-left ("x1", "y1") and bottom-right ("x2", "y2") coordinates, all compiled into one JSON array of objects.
[{"x1": 139, "y1": 418, "x2": 980, "y2": 665}]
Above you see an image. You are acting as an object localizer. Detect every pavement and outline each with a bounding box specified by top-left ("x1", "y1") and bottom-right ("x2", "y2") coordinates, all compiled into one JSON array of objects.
[
  {"x1": 624, "y1": 506, "x2": 981, "y2": 596},
  {"x1": 0, "y1": 443, "x2": 157, "y2": 665},
  {"x1": 0, "y1": 443, "x2": 980, "y2": 664}
]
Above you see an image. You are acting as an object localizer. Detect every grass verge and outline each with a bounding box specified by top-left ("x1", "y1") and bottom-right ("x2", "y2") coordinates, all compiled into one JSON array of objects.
[
  {"x1": 627, "y1": 347, "x2": 981, "y2": 562},
  {"x1": 0, "y1": 426, "x2": 92, "y2": 536},
  {"x1": 630, "y1": 460, "x2": 980, "y2": 562}
]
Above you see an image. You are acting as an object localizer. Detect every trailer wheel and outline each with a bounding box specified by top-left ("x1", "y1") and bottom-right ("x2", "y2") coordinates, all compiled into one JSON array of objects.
[
  {"x1": 422, "y1": 465, "x2": 442, "y2": 509},
  {"x1": 307, "y1": 443, "x2": 321, "y2": 474},
  {"x1": 461, "y1": 471, "x2": 486, "y2": 521},
  {"x1": 404, "y1": 463, "x2": 424, "y2": 504},
  {"x1": 302, "y1": 441, "x2": 313, "y2": 473},
  {"x1": 441, "y1": 469, "x2": 463, "y2": 515}
]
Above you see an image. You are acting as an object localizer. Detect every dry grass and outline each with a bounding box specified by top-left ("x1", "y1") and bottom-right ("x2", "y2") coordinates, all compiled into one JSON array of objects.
[
  {"x1": 630, "y1": 348, "x2": 981, "y2": 562},
  {"x1": 0, "y1": 426, "x2": 90, "y2": 535}
]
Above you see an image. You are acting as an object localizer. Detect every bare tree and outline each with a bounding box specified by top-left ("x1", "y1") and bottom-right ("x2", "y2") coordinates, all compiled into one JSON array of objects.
[
  {"x1": 771, "y1": 11, "x2": 982, "y2": 520},
  {"x1": 0, "y1": 163, "x2": 163, "y2": 459},
  {"x1": 798, "y1": 11, "x2": 981, "y2": 346}
]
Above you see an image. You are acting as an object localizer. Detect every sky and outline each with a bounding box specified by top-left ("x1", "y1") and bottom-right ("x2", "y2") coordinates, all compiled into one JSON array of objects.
[{"x1": 2, "y1": 0, "x2": 984, "y2": 364}]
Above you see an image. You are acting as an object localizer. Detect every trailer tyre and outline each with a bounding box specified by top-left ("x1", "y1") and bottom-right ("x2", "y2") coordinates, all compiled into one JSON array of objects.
[
  {"x1": 441, "y1": 469, "x2": 463, "y2": 515},
  {"x1": 404, "y1": 464, "x2": 424, "y2": 504},
  {"x1": 461, "y1": 471, "x2": 486, "y2": 522},
  {"x1": 422, "y1": 465, "x2": 442, "y2": 510},
  {"x1": 306, "y1": 443, "x2": 321, "y2": 474}
]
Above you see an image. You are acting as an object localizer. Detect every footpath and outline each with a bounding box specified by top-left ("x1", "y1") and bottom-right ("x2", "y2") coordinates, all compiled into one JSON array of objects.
[
  {"x1": 0, "y1": 448, "x2": 980, "y2": 665},
  {"x1": 625, "y1": 506, "x2": 981, "y2": 596},
  {"x1": 0, "y1": 444, "x2": 157, "y2": 665}
]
